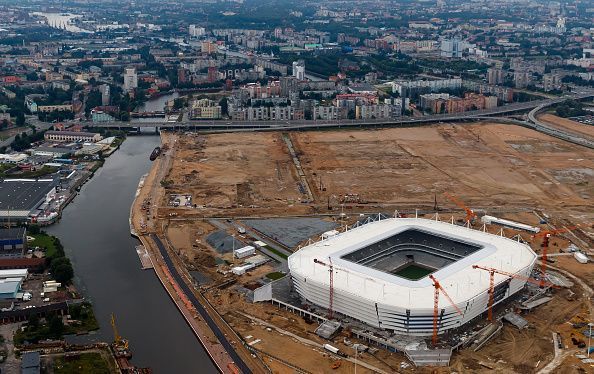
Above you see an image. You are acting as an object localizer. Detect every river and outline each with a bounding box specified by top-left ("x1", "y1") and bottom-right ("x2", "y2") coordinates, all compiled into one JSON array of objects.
[{"x1": 45, "y1": 135, "x2": 216, "y2": 373}]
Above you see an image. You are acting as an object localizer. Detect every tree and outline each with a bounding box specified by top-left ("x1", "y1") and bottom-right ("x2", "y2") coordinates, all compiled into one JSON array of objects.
[
  {"x1": 48, "y1": 314, "x2": 64, "y2": 337},
  {"x1": 50, "y1": 257, "x2": 74, "y2": 284},
  {"x1": 16, "y1": 112, "x2": 25, "y2": 126},
  {"x1": 219, "y1": 97, "x2": 228, "y2": 116}
]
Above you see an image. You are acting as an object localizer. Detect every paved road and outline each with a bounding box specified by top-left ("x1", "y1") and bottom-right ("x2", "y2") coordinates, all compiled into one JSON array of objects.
[
  {"x1": 84, "y1": 90, "x2": 594, "y2": 129},
  {"x1": 150, "y1": 234, "x2": 252, "y2": 374}
]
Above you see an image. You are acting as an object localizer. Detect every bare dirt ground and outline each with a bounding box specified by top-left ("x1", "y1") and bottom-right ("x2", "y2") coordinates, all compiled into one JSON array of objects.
[
  {"x1": 163, "y1": 123, "x2": 594, "y2": 220},
  {"x1": 166, "y1": 132, "x2": 303, "y2": 210},
  {"x1": 293, "y1": 123, "x2": 593, "y2": 216},
  {"x1": 538, "y1": 113, "x2": 594, "y2": 141},
  {"x1": 157, "y1": 122, "x2": 594, "y2": 373}
]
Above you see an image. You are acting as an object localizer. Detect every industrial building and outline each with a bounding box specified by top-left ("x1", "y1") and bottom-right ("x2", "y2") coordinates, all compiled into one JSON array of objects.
[
  {"x1": 0, "y1": 178, "x2": 59, "y2": 224},
  {"x1": 289, "y1": 218, "x2": 537, "y2": 336},
  {"x1": 44, "y1": 130, "x2": 102, "y2": 143},
  {"x1": 0, "y1": 227, "x2": 27, "y2": 257}
]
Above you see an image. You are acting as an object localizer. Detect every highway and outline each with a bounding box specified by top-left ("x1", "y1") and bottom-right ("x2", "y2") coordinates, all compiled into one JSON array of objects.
[
  {"x1": 85, "y1": 90, "x2": 594, "y2": 130},
  {"x1": 150, "y1": 234, "x2": 252, "y2": 374}
]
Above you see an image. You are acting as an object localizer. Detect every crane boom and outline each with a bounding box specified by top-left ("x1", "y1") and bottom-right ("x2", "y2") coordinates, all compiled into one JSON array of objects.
[
  {"x1": 111, "y1": 313, "x2": 121, "y2": 342},
  {"x1": 428, "y1": 275, "x2": 463, "y2": 346},
  {"x1": 443, "y1": 192, "x2": 477, "y2": 224},
  {"x1": 472, "y1": 264, "x2": 557, "y2": 322}
]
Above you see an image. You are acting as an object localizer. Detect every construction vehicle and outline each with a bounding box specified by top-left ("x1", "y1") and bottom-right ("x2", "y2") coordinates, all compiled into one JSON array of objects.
[
  {"x1": 472, "y1": 265, "x2": 557, "y2": 322},
  {"x1": 110, "y1": 313, "x2": 131, "y2": 358},
  {"x1": 443, "y1": 192, "x2": 477, "y2": 226},
  {"x1": 428, "y1": 274, "x2": 463, "y2": 346},
  {"x1": 532, "y1": 226, "x2": 577, "y2": 287},
  {"x1": 314, "y1": 258, "x2": 335, "y2": 319}
]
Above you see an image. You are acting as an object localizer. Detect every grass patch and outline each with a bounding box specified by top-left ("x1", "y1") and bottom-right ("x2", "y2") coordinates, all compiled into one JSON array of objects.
[
  {"x1": 30, "y1": 233, "x2": 60, "y2": 259},
  {"x1": 393, "y1": 264, "x2": 433, "y2": 280},
  {"x1": 53, "y1": 352, "x2": 111, "y2": 374},
  {"x1": 265, "y1": 271, "x2": 286, "y2": 280},
  {"x1": 264, "y1": 246, "x2": 288, "y2": 260},
  {"x1": 65, "y1": 302, "x2": 99, "y2": 333}
]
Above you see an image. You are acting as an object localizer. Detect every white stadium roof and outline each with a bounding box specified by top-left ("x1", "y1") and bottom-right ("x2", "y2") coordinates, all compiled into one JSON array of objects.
[{"x1": 289, "y1": 218, "x2": 537, "y2": 310}]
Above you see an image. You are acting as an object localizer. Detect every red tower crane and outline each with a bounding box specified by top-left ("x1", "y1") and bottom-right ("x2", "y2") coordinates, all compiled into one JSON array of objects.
[
  {"x1": 428, "y1": 274, "x2": 464, "y2": 346},
  {"x1": 472, "y1": 264, "x2": 557, "y2": 322},
  {"x1": 314, "y1": 258, "x2": 334, "y2": 319},
  {"x1": 443, "y1": 192, "x2": 477, "y2": 225},
  {"x1": 532, "y1": 226, "x2": 577, "y2": 287}
]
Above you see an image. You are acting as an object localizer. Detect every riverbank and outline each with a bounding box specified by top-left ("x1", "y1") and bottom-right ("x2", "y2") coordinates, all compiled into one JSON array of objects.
[
  {"x1": 45, "y1": 136, "x2": 213, "y2": 373},
  {"x1": 129, "y1": 133, "x2": 266, "y2": 373}
]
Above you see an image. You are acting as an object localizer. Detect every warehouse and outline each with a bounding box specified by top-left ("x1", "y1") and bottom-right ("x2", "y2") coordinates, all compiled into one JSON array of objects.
[
  {"x1": 0, "y1": 178, "x2": 59, "y2": 224},
  {"x1": 0, "y1": 228, "x2": 27, "y2": 257},
  {"x1": 289, "y1": 218, "x2": 537, "y2": 336}
]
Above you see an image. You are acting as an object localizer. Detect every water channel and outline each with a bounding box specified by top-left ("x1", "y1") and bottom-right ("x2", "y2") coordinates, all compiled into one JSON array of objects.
[{"x1": 45, "y1": 134, "x2": 216, "y2": 373}]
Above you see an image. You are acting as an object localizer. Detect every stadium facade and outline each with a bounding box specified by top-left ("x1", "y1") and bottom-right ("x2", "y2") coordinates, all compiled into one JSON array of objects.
[{"x1": 288, "y1": 218, "x2": 537, "y2": 336}]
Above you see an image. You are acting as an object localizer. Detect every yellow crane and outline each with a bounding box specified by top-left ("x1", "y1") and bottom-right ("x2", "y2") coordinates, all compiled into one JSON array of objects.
[{"x1": 110, "y1": 313, "x2": 129, "y2": 350}]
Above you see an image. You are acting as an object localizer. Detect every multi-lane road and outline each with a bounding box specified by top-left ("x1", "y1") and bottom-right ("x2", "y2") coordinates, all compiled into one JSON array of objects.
[{"x1": 84, "y1": 90, "x2": 594, "y2": 132}]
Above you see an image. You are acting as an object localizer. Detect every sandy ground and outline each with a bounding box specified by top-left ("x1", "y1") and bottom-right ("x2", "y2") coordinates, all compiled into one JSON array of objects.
[
  {"x1": 166, "y1": 132, "x2": 302, "y2": 209},
  {"x1": 293, "y1": 123, "x2": 593, "y2": 214},
  {"x1": 163, "y1": 123, "x2": 594, "y2": 222}
]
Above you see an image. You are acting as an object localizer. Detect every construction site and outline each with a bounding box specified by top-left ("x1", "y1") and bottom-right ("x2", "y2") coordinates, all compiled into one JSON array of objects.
[{"x1": 132, "y1": 117, "x2": 594, "y2": 373}]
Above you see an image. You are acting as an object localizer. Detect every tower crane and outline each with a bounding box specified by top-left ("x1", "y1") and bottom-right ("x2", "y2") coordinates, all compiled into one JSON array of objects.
[
  {"x1": 472, "y1": 265, "x2": 557, "y2": 322},
  {"x1": 532, "y1": 226, "x2": 577, "y2": 287},
  {"x1": 443, "y1": 192, "x2": 477, "y2": 226},
  {"x1": 314, "y1": 258, "x2": 335, "y2": 319},
  {"x1": 428, "y1": 274, "x2": 463, "y2": 346}
]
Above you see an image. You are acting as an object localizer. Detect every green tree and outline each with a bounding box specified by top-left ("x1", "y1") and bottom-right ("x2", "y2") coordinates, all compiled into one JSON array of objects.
[
  {"x1": 219, "y1": 97, "x2": 228, "y2": 116},
  {"x1": 50, "y1": 257, "x2": 74, "y2": 284},
  {"x1": 48, "y1": 314, "x2": 64, "y2": 337}
]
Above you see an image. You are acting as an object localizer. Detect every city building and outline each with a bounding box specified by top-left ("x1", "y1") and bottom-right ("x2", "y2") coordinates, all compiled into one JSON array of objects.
[
  {"x1": 189, "y1": 24, "x2": 206, "y2": 38},
  {"x1": 446, "y1": 93, "x2": 497, "y2": 113},
  {"x1": 543, "y1": 73, "x2": 562, "y2": 92},
  {"x1": 0, "y1": 228, "x2": 27, "y2": 258},
  {"x1": 44, "y1": 130, "x2": 102, "y2": 143},
  {"x1": 487, "y1": 68, "x2": 505, "y2": 85},
  {"x1": 313, "y1": 106, "x2": 345, "y2": 120},
  {"x1": 123, "y1": 67, "x2": 138, "y2": 91},
  {"x1": 392, "y1": 78, "x2": 462, "y2": 100},
  {"x1": 292, "y1": 60, "x2": 305, "y2": 81},
  {"x1": 99, "y1": 84, "x2": 110, "y2": 106},
  {"x1": 190, "y1": 99, "x2": 222, "y2": 119}
]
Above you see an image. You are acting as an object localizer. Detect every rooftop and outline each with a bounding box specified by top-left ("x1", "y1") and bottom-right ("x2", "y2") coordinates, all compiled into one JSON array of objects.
[
  {"x1": 289, "y1": 218, "x2": 537, "y2": 309},
  {"x1": 0, "y1": 178, "x2": 58, "y2": 212}
]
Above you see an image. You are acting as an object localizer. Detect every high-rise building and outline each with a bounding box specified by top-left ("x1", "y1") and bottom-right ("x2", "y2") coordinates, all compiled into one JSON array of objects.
[
  {"x1": 514, "y1": 70, "x2": 530, "y2": 89},
  {"x1": 292, "y1": 60, "x2": 305, "y2": 81},
  {"x1": 123, "y1": 68, "x2": 138, "y2": 91},
  {"x1": 280, "y1": 76, "x2": 298, "y2": 97},
  {"x1": 207, "y1": 67, "x2": 218, "y2": 83},
  {"x1": 189, "y1": 25, "x2": 206, "y2": 37},
  {"x1": 440, "y1": 39, "x2": 464, "y2": 58},
  {"x1": 99, "y1": 84, "x2": 110, "y2": 106},
  {"x1": 487, "y1": 68, "x2": 504, "y2": 85}
]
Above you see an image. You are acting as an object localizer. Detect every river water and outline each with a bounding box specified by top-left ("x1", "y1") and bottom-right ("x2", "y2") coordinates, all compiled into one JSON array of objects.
[{"x1": 45, "y1": 136, "x2": 216, "y2": 373}]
